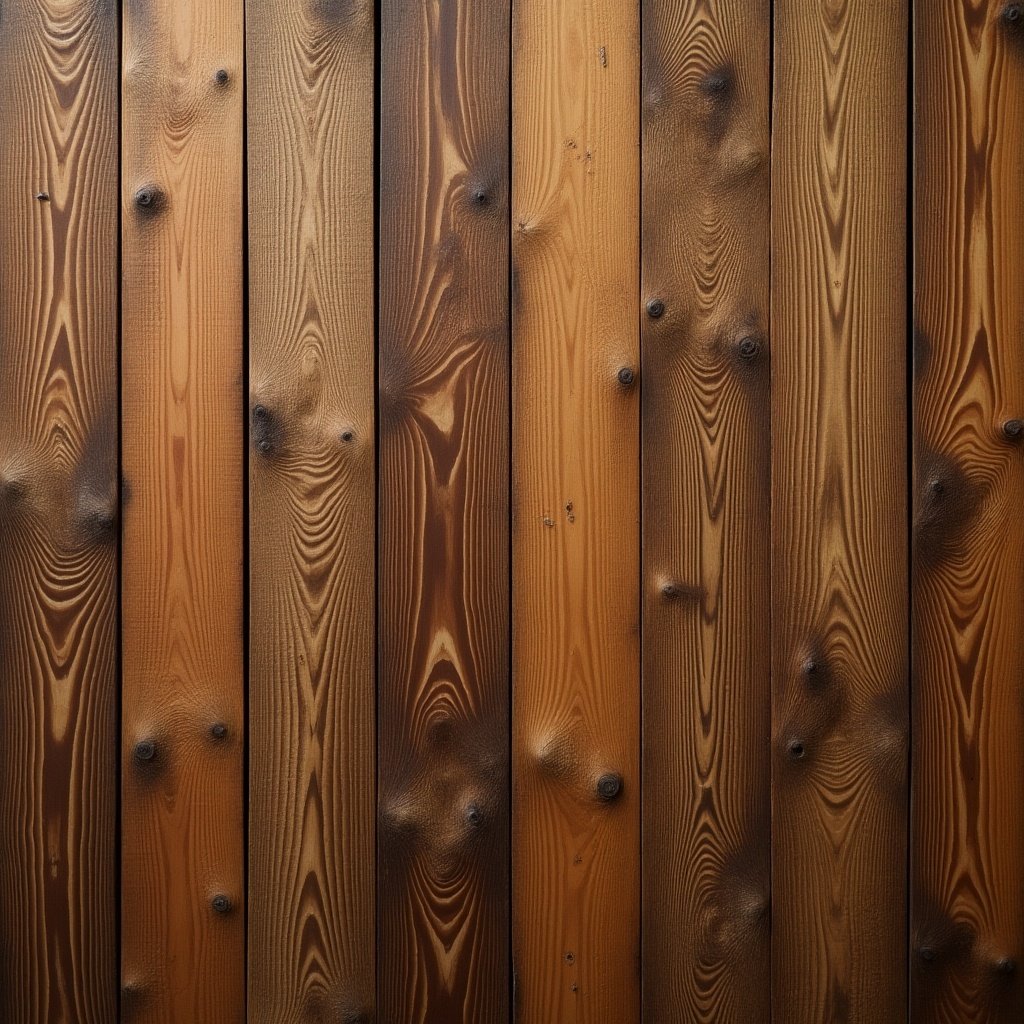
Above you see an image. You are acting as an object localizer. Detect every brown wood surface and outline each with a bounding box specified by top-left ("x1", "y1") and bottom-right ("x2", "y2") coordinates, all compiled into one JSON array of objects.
[
  {"x1": 246, "y1": 3, "x2": 376, "y2": 1021},
  {"x1": 511, "y1": 1, "x2": 640, "y2": 1020},
  {"x1": 0, "y1": 1, "x2": 119, "y2": 1019},
  {"x1": 912, "y1": 3, "x2": 1024, "y2": 1020},
  {"x1": 377, "y1": 0, "x2": 511, "y2": 1018},
  {"x1": 771, "y1": 1, "x2": 909, "y2": 1020},
  {"x1": 641, "y1": 2, "x2": 771, "y2": 1020},
  {"x1": 120, "y1": 0, "x2": 245, "y2": 1019}
]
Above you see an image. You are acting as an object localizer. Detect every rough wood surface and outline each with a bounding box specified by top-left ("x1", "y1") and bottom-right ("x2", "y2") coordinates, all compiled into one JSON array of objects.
[
  {"x1": 912, "y1": 3, "x2": 1024, "y2": 1020},
  {"x1": 377, "y1": 0, "x2": 511, "y2": 1018},
  {"x1": 120, "y1": 0, "x2": 245, "y2": 1018},
  {"x1": 246, "y1": 2, "x2": 376, "y2": 1021},
  {"x1": 771, "y1": 1, "x2": 909, "y2": 1020},
  {"x1": 0, "y1": 1, "x2": 119, "y2": 1019},
  {"x1": 641, "y1": 2, "x2": 771, "y2": 1020},
  {"x1": 511, "y1": 1, "x2": 640, "y2": 1019}
]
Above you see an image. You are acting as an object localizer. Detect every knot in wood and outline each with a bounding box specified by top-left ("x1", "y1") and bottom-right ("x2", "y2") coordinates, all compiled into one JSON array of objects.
[
  {"x1": 646, "y1": 297, "x2": 665, "y2": 320},
  {"x1": 596, "y1": 772, "x2": 623, "y2": 801},
  {"x1": 211, "y1": 894, "x2": 232, "y2": 914}
]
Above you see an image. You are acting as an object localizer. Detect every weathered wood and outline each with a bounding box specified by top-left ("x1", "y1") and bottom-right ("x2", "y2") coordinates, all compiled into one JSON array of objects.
[
  {"x1": 771, "y1": 1, "x2": 909, "y2": 1020},
  {"x1": 0, "y1": 1, "x2": 119, "y2": 1019},
  {"x1": 377, "y1": 0, "x2": 511, "y2": 1017},
  {"x1": 912, "y1": 3, "x2": 1024, "y2": 1020},
  {"x1": 511, "y1": 1, "x2": 640, "y2": 1019},
  {"x1": 641, "y1": 1, "x2": 771, "y2": 1020},
  {"x1": 120, "y1": 0, "x2": 245, "y2": 1018}
]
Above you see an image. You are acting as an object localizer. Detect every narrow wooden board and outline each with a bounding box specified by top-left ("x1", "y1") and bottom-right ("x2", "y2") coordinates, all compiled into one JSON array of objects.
[
  {"x1": 912, "y1": 4, "x2": 1024, "y2": 1019},
  {"x1": 641, "y1": 2, "x2": 771, "y2": 1020},
  {"x1": 771, "y1": 1, "x2": 908, "y2": 1019},
  {"x1": 377, "y1": 0, "x2": 511, "y2": 1018},
  {"x1": 246, "y1": 3, "x2": 376, "y2": 1020},
  {"x1": 0, "y1": 1, "x2": 119, "y2": 1019},
  {"x1": 120, "y1": 0, "x2": 245, "y2": 1018},
  {"x1": 511, "y1": 0, "x2": 640, "y2": 1019}
]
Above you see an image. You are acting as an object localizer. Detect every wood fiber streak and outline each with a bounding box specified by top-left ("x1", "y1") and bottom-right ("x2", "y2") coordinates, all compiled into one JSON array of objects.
[
  {"x1": 511, "y1": 1, "x2": 639, "y2": 1020},
  {"x1": 771, "y1": 1, "x2": 908, "y2": 1020},
  {"x1": 120, "y1": 0, "x2": 244, "y2": 1019},
  {"x1": 0, "y1": 1, "x2": 118, "y2": 1019},
  {"x1": 641, "y1": 2, "x2": 771, "y2": 1020},
  {"x1": 246, "y1": 1, "x2": 376, "y2": 1021},
  {"x1": 912, "y1": 3, "x2": 1024, "y2": 1020},
  {"x1": 377, "y1": 0, "x2": 510, "y2": 1018}
]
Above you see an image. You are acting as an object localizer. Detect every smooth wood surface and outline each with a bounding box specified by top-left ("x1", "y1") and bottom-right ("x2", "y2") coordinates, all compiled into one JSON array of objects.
[
  {"x1": 511, "y1": 0, "x2": 640, "y2": 1019},
  {"x1": 246, "y1": 2, "x2": 376, "y2": 1021},
  {"x1": 912, "y1": 3, "x2": 1024, "y2": 1020},
  {"x1": 120, "y1": 0, "x2": 245, "y2": 1018},
  {"x1": 0, "y1": 1, "x2": 119, "y2": 1019},
  {"x1": 771, "y1": 1, "x2": 909, "y2": 1020},
  {"x1": 377, "y1": 0, "x2": 511, "y2": 1018},
  {"x1": 641, "y1": 2, "x2": 771, "y2": 1020}
]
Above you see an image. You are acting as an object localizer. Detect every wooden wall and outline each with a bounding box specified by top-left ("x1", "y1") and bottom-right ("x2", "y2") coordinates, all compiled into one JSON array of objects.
[{"x1": 1, "y1": 1, "x2": 1023, "y2": 1022}]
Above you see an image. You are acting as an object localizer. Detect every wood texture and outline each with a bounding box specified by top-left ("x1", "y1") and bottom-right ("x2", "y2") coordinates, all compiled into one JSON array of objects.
[
  {"x1": 0, "y1": 1, "x2": 118, "y2": 1019},
  {"x1": 377, "y1": 0, "x2": 511, "y2": 1018},
  {"x1": 120, "y1": 0, "x2": 245, "y2": 1018},
  {"x1": 641, "y1": 2, "x2": 771, "y2": 1020},
  {"x1": 246, "y1": 2, "x2": 376, "y2": 1021},
  {"x1": 912, "y1": 3, "x2": 1024, "y2": 1020},
  {"x1": 511, "y1": 0, "x2": 640, "y2": 1019}
]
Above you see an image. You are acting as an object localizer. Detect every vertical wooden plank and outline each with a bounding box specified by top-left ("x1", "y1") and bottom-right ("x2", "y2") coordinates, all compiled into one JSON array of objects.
[
  {"x1": 0, "y1": 1, "x2": 118, "y2": 1019},
  {"x1": 641, "y1": 1, "x2": 771, "y2": 1020},
  {"x1": 246, "y1": 1, "x2": 376, "y2": 1020},
  {"x1": 120, "y1": 0, "x2": 244, "y2": 1018},
  {"x1": 377, "y1": 0, "x2": 510, "y2": 1017},
  {"x1": 511, "y1": 0, "x2": 640, "y2": 1020},
  {"x1": 912, "y1": 3, "x2": 1024, "y2": 1019},
  {"x1": 771, "y1": 1, "x2": 908, "y2": 1020}
]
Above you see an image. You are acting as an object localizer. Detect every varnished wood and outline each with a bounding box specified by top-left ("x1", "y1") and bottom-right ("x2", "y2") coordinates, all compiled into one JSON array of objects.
[
  {"x1": 511, "y1": 1, "x2": 640, "y2": 1020},
  {"x1": 0, "y1": 1, "x2": 118, "y2": 1019},
  {"x1": 120, "y1": 0, "x2": 245, "y2": 1018}
]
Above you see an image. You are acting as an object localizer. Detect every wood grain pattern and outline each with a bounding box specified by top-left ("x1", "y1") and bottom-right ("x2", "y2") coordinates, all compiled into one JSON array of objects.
[
  {"x1": 912, "y1": 3, "x2": 1024, "y2": 1020},
  {"x1": 246, "y1": 2, "x2": 376, "y2": 1021},
  {"x1": 771, "y1": 1, "x2": 909, "y2": 1020},
  {"x1": 377, "y1": 0, "x2": 510, "y2": 1018},
  {"x1": 0, "y1": 1, "x2": 118, "y2": 1019},
  {"x1": 641, "y1": 2, "x2": 771, "y2": 1020},
  {"x1": 120, "y1": 0, "x2": 245, "y2": 1018},
  {"x1": 511, "y1": 1, "x2": 640, "y2": 1019}
]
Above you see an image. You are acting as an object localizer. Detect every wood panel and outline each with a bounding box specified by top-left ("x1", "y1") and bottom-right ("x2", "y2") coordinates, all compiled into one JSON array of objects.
[
  {"x1": 511, "y1": 0, "x2": 640, "y2": 1019},
  {"x1": 912, "y1": 3, "x2": 1024, "y2": 1020},
  {"x1": 246, "y1": 2, "x2": 376, "y2": 1021},
  {"x1": 641, "y1": 1, "x2": 771, "y2": 1020},
  {"x1": 120, "y1": 0, "x2": 245, "y2": 1018},
  {"x1": 0, "y1": 0, "x2": 119, "y2": 1019},
  {"x1": 377, "y1": 0, "x2": 510, "y2": 1017},
  {"x1": 771, "y1": 1, "x2": 908, "y2": 1020}
]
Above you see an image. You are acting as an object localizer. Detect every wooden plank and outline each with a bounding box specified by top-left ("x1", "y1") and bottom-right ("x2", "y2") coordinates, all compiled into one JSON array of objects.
[
  {"x1": 640, "y1": 2, "x2": 771, "y2": 1020},
  {"x1": 770, "y1": 1, "x2": 908, "y2": 1019},
  {"x1": 0, "y1": 1, "x2": 119, "y2": 1019},
  {"x1": 511, "y1": 0, "x2": 639, "y2": 1019},
  {"x1": 912, "y1": 3, "x2": 1024, "y2": 1019},
  {"x1": 120, "y1": 0, "x2": 244, "y2": 1018},
  {"x1": 245, "y1": 3, "x2": 376, "y2": 1020},
  {"x1": 377, "y1": 0, "x2": 510, "y2": 1017}
]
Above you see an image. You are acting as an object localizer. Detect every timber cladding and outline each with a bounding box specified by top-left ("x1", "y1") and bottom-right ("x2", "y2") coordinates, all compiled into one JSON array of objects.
[{"x1": 1, "y1": 1, "x2": 1023, "y2": 1023}]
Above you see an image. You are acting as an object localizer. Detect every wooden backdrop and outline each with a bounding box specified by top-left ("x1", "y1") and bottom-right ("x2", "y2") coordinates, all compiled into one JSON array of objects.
[{"x1": 1, "y1": 0, "x2": 1022, "y2": 1021}]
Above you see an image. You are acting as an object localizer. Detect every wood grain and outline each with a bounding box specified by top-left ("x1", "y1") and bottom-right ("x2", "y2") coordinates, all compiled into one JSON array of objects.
[
  {"x1": 912, "y1": 3, "x2": 1024, "y2": 1020},
  {"x1": 771, "y1": 1, "x2": 909, "y2": 1020},
  {"x1": 641, "y1": 2, "x2": 771, "y2": 1020},
  {"x1": 511, "y1": 1, "x2": 640, "y2": 1020},
  {"x1": 0, "y1": 0, "x2": 118, "y2": 1019},
  {"x1": 120, "y1": 0, "x2": 245, "y2": 1018},
  {"x1": 377, "y1": 0, "x2": 510, "y2": 1018},
  {"x1": 246, "y1": 2, "x2": 376, "y2": 1021}
]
